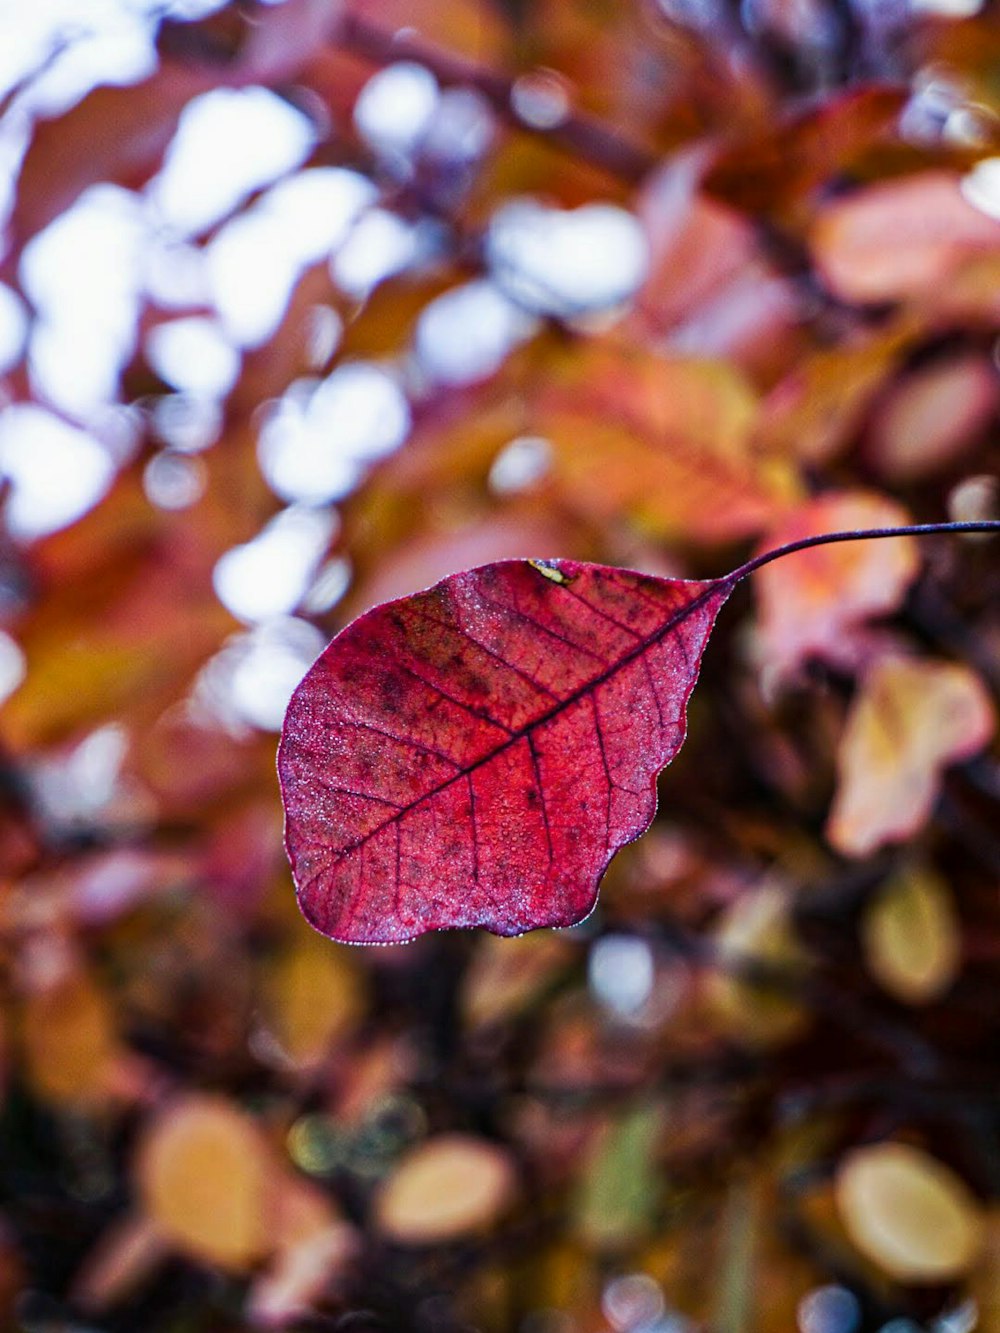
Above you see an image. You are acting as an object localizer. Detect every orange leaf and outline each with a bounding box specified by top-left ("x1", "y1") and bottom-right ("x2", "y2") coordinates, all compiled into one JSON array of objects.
[
  {"x1": 538, "y1": 344, "x2": 799, "y2": 543},
  {"x1": 812, "y1": 171, "x2": 1000, "y2": 305},
  {"x1": 753, "y1": 492, "x2": 920, "y2": 675},
  {"x1": 759, "y1": 315, "x2": 921, "y2": 466},
  {"x1": 374, "y1": 1135, "x2": 516, "y2": 1243},
  {"x1": 21, "y1": 965, "x2": 119, "y2": 1107},
  {"x1": 867, "y1": 353, "x2": 999, "y2": 483},
  {"x1": 136, "y1": 1095, "x2": 273, "y2": 1270},
  {"x1": 828, "y1": 656, "x2": 996, "y2": 857}
]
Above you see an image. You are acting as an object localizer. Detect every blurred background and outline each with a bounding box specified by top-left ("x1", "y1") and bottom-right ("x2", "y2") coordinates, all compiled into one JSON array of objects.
[{"x1": 0, "y1": 0, "x2": 998, "y2": 1330}]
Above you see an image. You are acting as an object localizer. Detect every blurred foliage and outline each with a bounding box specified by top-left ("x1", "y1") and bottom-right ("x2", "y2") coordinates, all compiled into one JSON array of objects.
[{"x1": 0, "y1": 1, "x2": 999, "y2": 1330}]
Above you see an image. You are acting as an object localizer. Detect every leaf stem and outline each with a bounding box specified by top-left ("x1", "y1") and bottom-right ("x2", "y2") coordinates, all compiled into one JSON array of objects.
[{"x1": 724, "y1": 521, "x2": 1000, "y2": 588}]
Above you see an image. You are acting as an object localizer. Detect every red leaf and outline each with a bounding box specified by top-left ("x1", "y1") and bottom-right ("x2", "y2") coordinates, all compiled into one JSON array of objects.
[{"x1": 279, "y1": 560, "x2": 731, "y2": 943}]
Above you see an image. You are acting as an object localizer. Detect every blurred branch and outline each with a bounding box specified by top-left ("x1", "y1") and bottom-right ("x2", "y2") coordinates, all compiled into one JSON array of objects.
[
  {"x1": 335, "y1": 14, "x2": 658, "y2": 184},
  {"x1": 655, "y1": 917, "x2": 944, "y2": 1077}
]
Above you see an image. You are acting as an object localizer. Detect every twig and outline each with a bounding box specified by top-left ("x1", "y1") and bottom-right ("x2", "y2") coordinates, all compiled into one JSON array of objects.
[
  {"x1": 725, "y1": 521, "x2": 1000, "y2": 588},
  {"x1": 335, "y1": 14, "x2": 657, "y2": 185}
]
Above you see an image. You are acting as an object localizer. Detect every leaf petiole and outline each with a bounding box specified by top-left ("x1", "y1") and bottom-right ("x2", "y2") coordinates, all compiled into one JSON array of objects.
[{"x1": 724, "y1": 520, "x2": 1000, "y2": 589}]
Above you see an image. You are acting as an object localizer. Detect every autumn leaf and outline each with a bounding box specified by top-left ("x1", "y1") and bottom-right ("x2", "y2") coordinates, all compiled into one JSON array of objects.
[
  {"x1": 866, "y1": 353, "x2": 1000, "y2": 483},
  {"x1": 375, "y1": 1135, "x2": 516, "y2": 1243},
  {"x1": 703, "y1": 86, "x2": 906, "y2": 224},
  {"x1": 827, "y1": 655, "x2": 996, "y2": 857},
  {"x1": 262, "y1": 930, "x2": 366, "y2": 1068},
  {"x1": 281, "y1": 524, "x2": 997, "y2": 945},
  {"x1": 8, "y1": 3, "x2": 1000, "y2": 1325},
  {"x1": 20, "y1": 963, "x2": 120, "y2": 1107},
  {"x1": 537, "y1": 343, "x2": 799, "y2": 543},
  {"x1": 248, "y1": 1175, "x2": 356, "y2": 1327},
  {"x1": 836, "y1": 1142, "x2": 983, "y2": 1282},
  {"x1": 861, "y1": 863, "x2": 961, "y2": 1005},
  {"x1": 811, "y1": 171, "x2": 1000, "y2": 305},
  {"x1": 758, "y1": 317, "x2": 922, "y2": 466},
  {"x1": 753, "y1": 492, "x2": 920, "y2": 676},
  {"x1": 135, "y1": 1094, "x2": 274, "y2": 1270},
  {"x1": 279, "y1": 559, "x2": 731, "y2": 943}
]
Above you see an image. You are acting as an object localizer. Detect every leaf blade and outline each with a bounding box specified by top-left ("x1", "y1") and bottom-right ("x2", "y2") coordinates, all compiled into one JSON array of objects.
[{"x1": 279, "y1": 559, "x2": 731, "y2": 943}]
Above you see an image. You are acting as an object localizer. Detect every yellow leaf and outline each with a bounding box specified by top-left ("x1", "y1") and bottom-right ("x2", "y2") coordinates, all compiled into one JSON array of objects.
[
  {"x1": 705, "y1": 884, "x2": 808, "y2": 1046},
  {"x1": 136, "y1": 1095, "x2": 272, "y2": 1270},
  {"x1": 862, "y1": 865, "x2": 961, "y2": 1004},
  {"x1": 21, "y1": 966, "x2": 118, "y2": 1106},
  {"x1": 836, "y1": 1142, "x2": 982, "y2": 1282},
  {"x1": 460, "y1": 932, "x2": 571, "y2": 1029},
  {"x1": 375, "y1": 1135, "x2": 516, "y2": 1244},
  {"x1": 264, "y1": 933, "x2": 365, "y2": 1069},
  {"x1": 828, "y1": 656, "x2": 996, "y2": 857}
]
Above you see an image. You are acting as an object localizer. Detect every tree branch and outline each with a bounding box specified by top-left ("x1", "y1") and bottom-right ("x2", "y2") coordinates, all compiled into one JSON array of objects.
[{"x1": 335, "y1": 14, "x2": 658, "y2": 185}]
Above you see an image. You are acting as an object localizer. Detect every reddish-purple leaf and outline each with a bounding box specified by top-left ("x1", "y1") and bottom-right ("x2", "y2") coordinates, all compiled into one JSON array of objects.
[
  {"x1": 279, "y1": 560, "x2": 730, "y2": 944},
  {"x1": 279, "y1": 524, "x2": 1000, "y2": 945}
]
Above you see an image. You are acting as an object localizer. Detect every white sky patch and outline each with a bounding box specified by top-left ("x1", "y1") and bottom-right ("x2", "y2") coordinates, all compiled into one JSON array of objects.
[
  {"x1": 304, "y1": 303, "x2": 343, "y2": 370},
  {"x1": 144, "y1": 450, "x2": 207, "y2": 510},
  {"x1": 161, "y1": 0, "x2": 230, "y2": 17},
  {"x1": 143, "y1": 236, "x2": 210, "y2": 309},
  {"x1": 588, "y1": 935, "x2": 655, "y2": 1019},
  {"x1": 213, "y1": 505, "x2": 336, "y2": 623},
  {"x1": 198, "y1": 616, "x2": 326, "y2": 733},
  {"x1": 0, "y1": 404, "x2": 116, "y2": 539},
  {"x1": 148, "y1": 86, "x2": 316, "y2": 236},
  {"x1": 602, "y1": 1274, "x2": 666, "y2": 1332},
  {"x1": 489, "y1": 435, "x2": 553, "y2": 495},
  {"x1": 206, "y1": 211, "x2": 301, "y2": 347},
  {"x1": 487, "y1": 200, "x2": 649, "y2": 318},
  {"x1": 264, "y1": 168, "x2": 378, "y2": 262},
  {"x1": 0, "y1": 2, "x2": 160, "y2": 114},
  {"x1": 0, "y1": 631, "x2": 26, "y2": 706},
  {"x1": 797, "y1": 1285, "x2": 861, "y2": 1333},
  {"x1": 146, "y1": 316, "x2": 241, "y2": 398},
  {"x1": 19, "y1": 21, "x2": 155, "y2": 118},
  {"x1": 911, "y1": 0, "x2": 983, "y2": 14},
  {"x1": 0, "y1": 117, "x2": 29, "y2": 231},
  {"x1": 258, "y1": 362, "x2": 410, "y2": 504},
  {"x1": 421, "y1": 87, "x2": 495, "y2": 169},
  {"x1": 20, "y1": 183, "x2": 145, "y2": 419},
  {"x1": 415, "y1": 279, "x2": 535, "y2": 385},
  {"x1": 207, "y1": 168, "x2": 374, "y2": 346},
  {"x1": 961, "y1": 157, "x2": 1000, "y2": 221},
  {"x1": 332, "y1": 208, "x2": 426, "y2": 297},
  {"x1": 510, "y1": 71, "x2": 571, "y2": 130},
  {"x1": 0, "y1": 283, "x2": 27, "y2": 373},
  {"x1": 30, "y1": 722, "x2": 128, "y2": 830},
  {"x1": 302, "y1": 555, "x2": 352, "y2": 615},
  {"x1": 354, "y1": 61, "x2": 440, "y2": 162},
  {"x1": 150, "y1": 393, "x2": 222, "y2": 453}
]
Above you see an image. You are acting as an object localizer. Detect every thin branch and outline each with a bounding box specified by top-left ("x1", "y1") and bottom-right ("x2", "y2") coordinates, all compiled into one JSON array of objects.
[
  {"x1": 335, "y1": 14, "x2": 657, "y2": 184},
  {"x1": 725, "y1": 521, "x2": 1000, "y2": 587}
]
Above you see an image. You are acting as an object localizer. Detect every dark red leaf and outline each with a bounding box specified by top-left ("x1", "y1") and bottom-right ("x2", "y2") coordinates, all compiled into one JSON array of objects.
[{"x1": 279, "y1": 559, "x2": 731, "y2": 943}]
